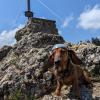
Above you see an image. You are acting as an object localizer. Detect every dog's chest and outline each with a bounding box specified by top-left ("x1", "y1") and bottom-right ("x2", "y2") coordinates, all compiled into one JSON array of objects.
[
  {"x1": 63, "y1": 72, "x2": 75, "y2": 85},
  {"x1": 57, "y1": 68, "x2": 74, "y2": 85}
]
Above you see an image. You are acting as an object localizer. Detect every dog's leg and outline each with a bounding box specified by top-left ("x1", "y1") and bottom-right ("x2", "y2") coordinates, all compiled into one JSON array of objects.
[
  {"x1": 55, "y1": 80, "x2": 63, "y2": 96},
  {"x1": 73, "y1": 67, "x2": 81, "y2": 99},
  {"x1": 73, "y1": 81, "x2": 80, "y2": 99},
  {"x1": 83, "y1": 70, "x2": 93, "y2": 88}
]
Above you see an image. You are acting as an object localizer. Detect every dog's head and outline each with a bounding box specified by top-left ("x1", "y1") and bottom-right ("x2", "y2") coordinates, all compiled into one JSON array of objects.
[{"x1": 48, "y1": 44, "x2": 83, "y2": 71}]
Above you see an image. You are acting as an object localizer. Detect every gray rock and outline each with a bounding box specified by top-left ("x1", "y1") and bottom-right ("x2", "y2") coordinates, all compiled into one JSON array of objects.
[
  {"x1": 0, "y1": 46, "x2": 12, "y2": 61},
  {"x1": 15, "y1": 18, "x2": 58, "y2": 41},
  {"x1": 0, "y1": 18, "x2": 99, "y2": 99},
  {"x1": 0, "y1": 18, "x2": 64, "y2": 99},
  {"x1": 76, "y1": 44, "x2": 100, "y2": 75}
]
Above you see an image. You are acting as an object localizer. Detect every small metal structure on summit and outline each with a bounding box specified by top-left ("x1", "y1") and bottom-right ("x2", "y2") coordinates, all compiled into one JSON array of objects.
[{"x1": 25, "y1": 0, "x2": 33, "y2": 19}]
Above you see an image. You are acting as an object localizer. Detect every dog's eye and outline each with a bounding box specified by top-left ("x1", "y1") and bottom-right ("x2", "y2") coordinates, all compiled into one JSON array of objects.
[
  {"x1": 61, "y1": 49, "x2": 66, "y2": 53},
  {"x1": 50, "y1": 50, "x2": 56, "y2": 55}
]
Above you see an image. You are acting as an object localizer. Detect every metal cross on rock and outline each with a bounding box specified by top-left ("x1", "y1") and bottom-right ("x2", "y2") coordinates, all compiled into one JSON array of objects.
[{"x1": 25, "y1": 0, "x2": 33, "y2": 19}]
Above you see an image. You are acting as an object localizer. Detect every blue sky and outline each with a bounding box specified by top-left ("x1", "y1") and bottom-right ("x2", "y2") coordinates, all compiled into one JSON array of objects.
[{"x1": 0, "y1": 0, "x2": 100, "y2": 47}]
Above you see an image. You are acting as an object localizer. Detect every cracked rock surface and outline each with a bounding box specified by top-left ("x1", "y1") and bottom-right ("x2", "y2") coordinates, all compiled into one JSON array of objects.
[{"x1": 0, "y1": 18, "x2": 100, "y2": 100}]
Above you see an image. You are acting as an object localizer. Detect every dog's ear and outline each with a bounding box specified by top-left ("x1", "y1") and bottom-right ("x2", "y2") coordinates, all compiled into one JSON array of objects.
[
  {"x1": 68, "y1": 49, "x2": 83, "y2": 65},
  {"x1": 48, "y1": 51, "x2": 54, "y2": 65}
]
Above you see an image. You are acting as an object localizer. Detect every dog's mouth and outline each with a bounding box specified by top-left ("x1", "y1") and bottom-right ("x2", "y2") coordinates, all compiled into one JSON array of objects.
[
  {"x1": 54, "y1": 64, "x2": 62, "y2": 72},
  {"x1": 54, "y1": 62, "x2": 61, "y2": 69},
  {"x1": 54, "y1": 65, "x2": 59, "y2": 69}
]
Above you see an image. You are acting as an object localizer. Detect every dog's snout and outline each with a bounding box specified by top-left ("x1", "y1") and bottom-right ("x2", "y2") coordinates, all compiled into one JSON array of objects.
[{"x1": 54, "y1": 60, "x2": 61, "y2": 65}]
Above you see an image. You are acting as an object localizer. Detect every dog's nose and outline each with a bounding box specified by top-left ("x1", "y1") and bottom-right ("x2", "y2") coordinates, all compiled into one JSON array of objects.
[{"x1": 54, "y1": 60, "x2": 60, "y2": 65}]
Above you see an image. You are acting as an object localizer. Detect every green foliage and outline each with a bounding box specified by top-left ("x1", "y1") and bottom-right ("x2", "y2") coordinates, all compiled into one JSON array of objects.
[
  {"x1": 9, "y1": 89, "x2": 35, "y2": 100},
  {"x1": 91, "y1": 37, "x2": 100, "y2": 46},
  {"x1": 9, "y1": 89, "x2": 22, "y2": 100},
  {"x1": 91, "y1": 64, "x2": 100, "y2": 77}
]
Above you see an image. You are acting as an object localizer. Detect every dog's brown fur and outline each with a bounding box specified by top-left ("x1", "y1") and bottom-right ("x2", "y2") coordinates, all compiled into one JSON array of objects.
[{"x1": 48, "y1": 48, "x2": 92, "y2": 99}]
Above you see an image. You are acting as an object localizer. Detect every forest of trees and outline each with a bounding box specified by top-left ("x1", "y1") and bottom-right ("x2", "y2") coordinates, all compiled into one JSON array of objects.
[{"x1": 91, "y1": 37, "x2": 100, "y2": 46}]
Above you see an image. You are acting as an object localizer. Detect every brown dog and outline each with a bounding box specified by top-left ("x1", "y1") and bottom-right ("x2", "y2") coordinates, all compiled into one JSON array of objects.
[{"x1": 48, "y1": 46, "x2": 92, "y2": 99}]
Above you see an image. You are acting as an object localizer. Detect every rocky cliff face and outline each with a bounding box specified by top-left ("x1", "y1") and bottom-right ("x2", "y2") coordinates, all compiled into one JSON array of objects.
[
  {"x1": 0, "y1": 18, "x2": 65, "y2": 99},
  {"x1": 73, "y1": 43, "x2": 100, "y2": 77},
  {"x1": 0, "y1": 18, "x2": 100, "y2": 100}
]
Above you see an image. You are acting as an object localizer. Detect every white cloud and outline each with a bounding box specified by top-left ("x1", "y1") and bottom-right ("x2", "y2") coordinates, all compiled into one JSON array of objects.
[
  {"x1": 58, "y1": 30, "x2": 62, "y2": 35},
  {"x1": 0, "y1": 25, "x2": 24, "y2": 47},
  {"x1": 62, "y1": 15, "x2": 74, "y2": 28},
  {"x1": 78, "y1": 5, "x2": 100, "y2": 29}
]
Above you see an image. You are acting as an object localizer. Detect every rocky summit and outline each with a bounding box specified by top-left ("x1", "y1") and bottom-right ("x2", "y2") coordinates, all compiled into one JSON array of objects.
[
  {"x1": 0, "y1": 18, "x2": 64, "y2": 100},
  {"x1": 0, "y1": 18, "x2": 100, "y2": 100}
]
